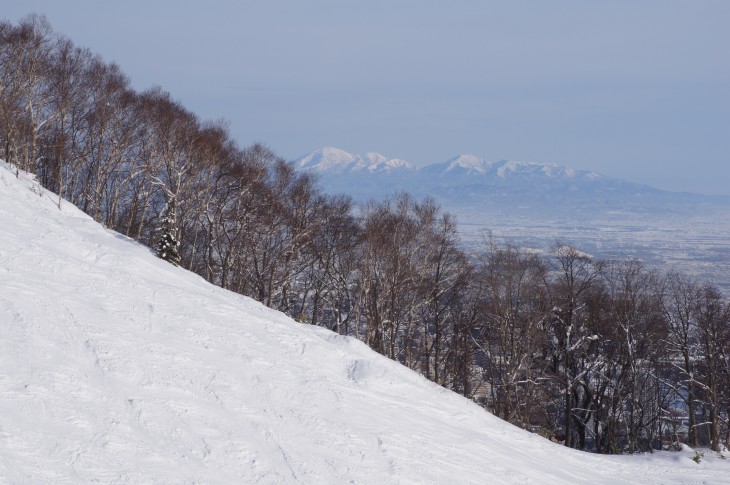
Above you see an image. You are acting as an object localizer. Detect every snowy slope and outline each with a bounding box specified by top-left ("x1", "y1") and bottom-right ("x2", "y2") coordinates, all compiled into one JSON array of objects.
[{"x1": 1, "y1": 160, "x2": 728, "y2": 484}]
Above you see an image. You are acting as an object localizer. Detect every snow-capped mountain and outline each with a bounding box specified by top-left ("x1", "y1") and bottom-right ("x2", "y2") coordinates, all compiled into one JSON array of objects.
[
  {"x1": 293, "y1": 147, "x2": 651, "y2": 205},
  {"x1": 292, "y1": 147, "x2": 727, "y2": 212},
  {"x1": 419, "y1": 154, "x2": 600, "y2": 181},
  {"x1": 2, "y1": 159, "x2": 729, "y2": 483},
  {"x1": 294, "y1": 147, "x2": 417, "y2": 198},
  {"x1": 296, "y1": 147, "x2": 413, "y2": 174},
  {"x1": 295, "y1": 148, "x2": 607, "y2": 182},
  {"x1": 420, "y1": 156, "x2": 611, "y2": 198}
]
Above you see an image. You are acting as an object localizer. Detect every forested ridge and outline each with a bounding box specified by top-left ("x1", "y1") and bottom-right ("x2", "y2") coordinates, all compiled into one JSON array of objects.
[{"x1": 2, "y1": 15, "x2": 729, "y2": 454}]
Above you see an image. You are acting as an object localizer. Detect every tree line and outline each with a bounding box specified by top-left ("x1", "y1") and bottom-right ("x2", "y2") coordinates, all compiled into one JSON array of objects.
[{"x1": 2, "y1": 15, "x2": 728, "y2": 454}]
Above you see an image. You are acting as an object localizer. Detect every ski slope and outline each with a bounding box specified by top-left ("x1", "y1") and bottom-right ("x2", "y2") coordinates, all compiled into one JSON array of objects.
[{"x1": 0, "y1": 160, "x2": 727, "y2": 484}]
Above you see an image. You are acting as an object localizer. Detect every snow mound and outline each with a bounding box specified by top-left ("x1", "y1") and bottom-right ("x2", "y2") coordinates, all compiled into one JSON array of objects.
[{"x1": 1, "y1": 159, "x2": 728, "y2": 484}]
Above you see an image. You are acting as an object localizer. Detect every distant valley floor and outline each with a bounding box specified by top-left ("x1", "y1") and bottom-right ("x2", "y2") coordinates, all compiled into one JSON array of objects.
[{"x1": 456, "y1": 207, "x2": 730, "y2": 294}]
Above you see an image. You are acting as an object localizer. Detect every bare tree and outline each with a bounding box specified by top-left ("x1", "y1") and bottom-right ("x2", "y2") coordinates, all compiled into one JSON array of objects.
[
  {"x1": 694, "y1": 285, "x2": 730, "y2": 451},
  {"x1": 42, "y1": 36, "x2": 94, "y2": 208},
  {"x1": 8, "y1": 15, "x2": 55, "y2": 174},
  {"x1": 543, "y1": 243, "x2": 601, "y2": 449},
  {"x1": 299, "y1": 194, "x2": 360, "y2": 331},
  {"x1": 414, "y1": 203, "x2": 471, "y2": 385},
  {"x1": 662, "y1": 273, "x2": 702, "y2": 446},
  {"x1": 592, "y1": 259, "x2": 667, "y2": 453},
  {"x1": 471, "y1": 241, "x2": 548, "y2": 428},
  {"x1": 357, "y1": 193, "x2": 421, "y2": 358},
  {"x1": 0, "y1": 21, "x2": 27, "y2": 168}
]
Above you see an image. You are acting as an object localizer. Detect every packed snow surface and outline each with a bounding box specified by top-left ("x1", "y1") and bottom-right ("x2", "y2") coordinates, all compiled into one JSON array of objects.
[{"x1": 1, "y1": 160, "x2": 728, "y2": 483}]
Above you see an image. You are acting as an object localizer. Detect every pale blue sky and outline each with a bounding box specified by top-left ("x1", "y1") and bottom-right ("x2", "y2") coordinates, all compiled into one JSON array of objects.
[{"x1": 5, "y1": 1, "x2": 729, "y2": 194}]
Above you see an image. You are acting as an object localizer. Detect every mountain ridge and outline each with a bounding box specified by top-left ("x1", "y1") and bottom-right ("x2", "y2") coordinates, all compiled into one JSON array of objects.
[
  {"x1": 291, "y1": 147, "x2": 714, "y2": 209},
  {"x1": 295, "y1": 147, "x2": 414, "y2": 174},
  {"x1": 295, "y1": 147, "x2": 609, "y2": 181}
]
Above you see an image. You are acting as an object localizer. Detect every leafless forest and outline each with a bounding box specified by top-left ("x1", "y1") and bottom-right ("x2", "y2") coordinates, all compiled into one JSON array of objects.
[{"x1": 2, "y1": 15, "x2": 729, "y2": 454}]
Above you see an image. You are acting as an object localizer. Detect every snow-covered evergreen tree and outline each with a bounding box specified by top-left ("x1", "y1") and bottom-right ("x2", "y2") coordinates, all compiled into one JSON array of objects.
[{"x1": 156, "y1": 200, "x2": 181, "y2": 266}]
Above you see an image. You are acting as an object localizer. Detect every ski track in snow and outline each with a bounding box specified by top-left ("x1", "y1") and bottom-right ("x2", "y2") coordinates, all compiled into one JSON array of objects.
[{"x1": 1, "y1": 160, "x2": 729, "y2": 484}]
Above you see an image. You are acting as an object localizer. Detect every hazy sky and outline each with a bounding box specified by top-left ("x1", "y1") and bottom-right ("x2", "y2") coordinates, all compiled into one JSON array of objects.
[{"x1": 5, "y1": 1, "x2": 729, "y2": 194}]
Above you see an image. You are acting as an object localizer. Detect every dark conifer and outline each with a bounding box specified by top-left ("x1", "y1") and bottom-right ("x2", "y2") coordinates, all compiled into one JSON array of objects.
[{"x1": 156, "y1": 201, "x2": 181, "y2": 266}]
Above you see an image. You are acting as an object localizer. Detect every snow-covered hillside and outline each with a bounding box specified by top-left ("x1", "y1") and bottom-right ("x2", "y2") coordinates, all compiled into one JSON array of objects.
[{"x1": 1, "y1": 160, "x2": 728, "y2": 483}]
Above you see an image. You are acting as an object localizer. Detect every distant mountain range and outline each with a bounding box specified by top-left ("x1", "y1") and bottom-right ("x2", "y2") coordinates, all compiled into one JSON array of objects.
[{"x1": 294, "y1": 147, "x2": 727, "y2": 217}]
